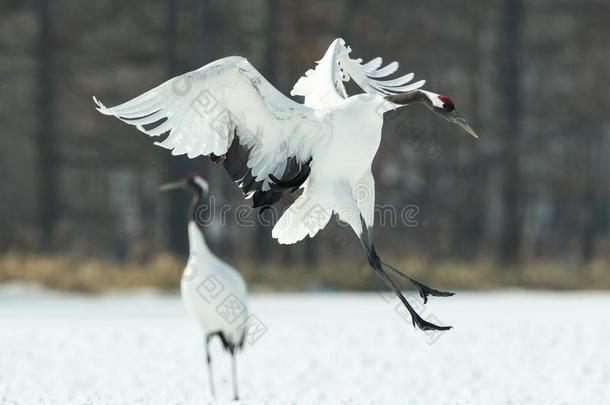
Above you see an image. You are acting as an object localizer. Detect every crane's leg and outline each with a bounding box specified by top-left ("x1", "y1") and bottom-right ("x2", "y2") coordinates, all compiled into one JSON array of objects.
[
  {"x1": 381, "y1": 262, "x2": 454, "y2": 303},
  {"x1": 358, "y1": 215, "x2": 453, "y2": 303},
  {"x1": 353, "y1": 173, "x2": 452, "y2": 303},
  {"x1": 205, "y1": 334, "x2": 216, "y2": 398},
  {"x1": 359, "y1": 216, "x2": 451, "y2": 331},
  {"x1": 231, "y1": 351, "x2": 240, "y2": 401},
  {"x1": 369, "y1": 251, "x2": 451, "y2": 331}
]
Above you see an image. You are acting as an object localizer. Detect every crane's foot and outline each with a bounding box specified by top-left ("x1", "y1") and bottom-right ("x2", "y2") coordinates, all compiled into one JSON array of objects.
[
  {"x1": 358, "y1": 215, "x2": 453, "y2": 331},
  {"x1": 409, "y1": 306, "x2": 452, "y2": 331},
  {"x1": 371, "y1": 259, "x2": 452, "y2": 331},
  {"x1": 381, "y1": 261, "x2": 454, "y2": 304}
]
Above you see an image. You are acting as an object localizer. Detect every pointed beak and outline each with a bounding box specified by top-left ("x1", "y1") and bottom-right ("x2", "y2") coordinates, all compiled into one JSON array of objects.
[
  {"x1": 448, "y1": 111, "x2": 479, "y2": 139},
  {"x1": 159, "y1": 180, "x2": 186, "y2": 192}
]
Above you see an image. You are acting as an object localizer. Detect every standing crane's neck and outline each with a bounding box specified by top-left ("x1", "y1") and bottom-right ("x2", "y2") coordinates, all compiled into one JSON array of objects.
[
  {"x1": 188, "y1": 187, "x2": 206, "y2": 227},
  {"x1": 187, "y1": 186, "x2": 213, "y2": 258}
]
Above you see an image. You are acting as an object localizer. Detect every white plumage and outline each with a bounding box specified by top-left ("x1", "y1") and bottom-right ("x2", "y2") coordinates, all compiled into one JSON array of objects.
[
  {"x1": 182, "y1": 220, "x2": 248, "y2": 347},
  {"x1": 96, "y1": 38, "x2": 478, "y2": 332},
  {"x1": 160, "y1": 174, "x2": 247, "y2": 400}
]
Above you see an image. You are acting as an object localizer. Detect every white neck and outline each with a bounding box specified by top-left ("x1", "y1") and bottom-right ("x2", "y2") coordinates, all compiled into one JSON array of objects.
[
  {"x1": 420, "y1": 90, "x2": 443, "y2": 108},
  {"x1": 187, "y1": 220, "x2": 213, "y2": 259}
]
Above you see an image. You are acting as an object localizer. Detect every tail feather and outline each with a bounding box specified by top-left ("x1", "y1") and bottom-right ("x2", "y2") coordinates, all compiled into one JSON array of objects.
[{"x1": 272, "y1": 192, "x2": 333, "y2": 245}]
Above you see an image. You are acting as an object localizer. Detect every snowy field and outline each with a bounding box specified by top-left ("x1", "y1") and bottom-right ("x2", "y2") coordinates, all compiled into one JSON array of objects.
[{"x1": 1, "y1": 285, "x2": 610, "y2": 405}]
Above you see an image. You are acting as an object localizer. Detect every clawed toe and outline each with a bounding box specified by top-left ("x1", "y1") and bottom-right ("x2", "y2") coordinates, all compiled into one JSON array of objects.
[
  {"x1": 414, "y1": 282, "x2": 455, "y2": 304},
  {"x1": 380, "y1": 262, "x2": 454, "y2": 304},
  {"x1": 412, "y1": 312, "x2": 452, "y2": 331}
]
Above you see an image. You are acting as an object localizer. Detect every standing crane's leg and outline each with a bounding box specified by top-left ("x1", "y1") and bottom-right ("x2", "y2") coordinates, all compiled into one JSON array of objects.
[
  {"x1": 205, "y1": 334, "x2": 216, "y2": 398},
  {"x1": 231, "y1": 351, "x2": 240, "y2": 401}
]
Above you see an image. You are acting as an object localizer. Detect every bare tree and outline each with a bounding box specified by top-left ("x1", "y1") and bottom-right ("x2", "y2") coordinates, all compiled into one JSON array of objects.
[
  {"x1": 164, "y1": 0, "x2": 190, "y2": 254},
  {"x1": 499, "y1": 0, "x2": 523, "y2": 263},
  {"x1": 36, "y1": 0, "x2": 58, "y2": 250}
]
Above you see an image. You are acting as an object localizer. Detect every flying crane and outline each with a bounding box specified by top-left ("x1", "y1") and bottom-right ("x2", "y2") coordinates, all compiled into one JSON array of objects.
[{"x1": 95, "y1": 38, "x2": 478, "y2": 331}]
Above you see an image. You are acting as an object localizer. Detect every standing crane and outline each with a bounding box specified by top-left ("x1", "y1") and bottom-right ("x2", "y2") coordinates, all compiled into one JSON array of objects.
[
  {"x1": 160, "y1": 173, "x2": 247, "y2": 400},
  {"x1": 95, "y1": 38, "x2": 478, "y2": 332}
]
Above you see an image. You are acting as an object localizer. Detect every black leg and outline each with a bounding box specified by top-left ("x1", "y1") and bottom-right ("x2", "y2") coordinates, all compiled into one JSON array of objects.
[
  {"x1": 358, "y1": 215, "x2": 454, "y2": 303},
  {"x1": 231, "y1": 351, "x2": 239, "y2": 401},
  {"x1": 359, "y1": 216, "x2": 451, "y2": 331},
  {"x1": 205, "y1": 334, "x2": 216, "y2": 398},
  {"x1": 371, "y1": 257, "x2": 451, "y2": 331},
  {"x1": 381, "y1": 262, "x2": 454, "y2": 303}
]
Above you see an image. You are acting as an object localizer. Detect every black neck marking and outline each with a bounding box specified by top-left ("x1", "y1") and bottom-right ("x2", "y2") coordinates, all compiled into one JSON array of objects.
[
  {"x1": 384, "y1": 90, "x2": 429, "y2": 106},
  {"x1": 188, "y1": 187, "x2": 207, "y2": 231}
]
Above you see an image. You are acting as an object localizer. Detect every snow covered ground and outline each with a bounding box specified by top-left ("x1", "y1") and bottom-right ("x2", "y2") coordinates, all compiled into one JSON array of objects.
[{"x1": 1, "y1": 285, "x2": 609, "y2": 405}]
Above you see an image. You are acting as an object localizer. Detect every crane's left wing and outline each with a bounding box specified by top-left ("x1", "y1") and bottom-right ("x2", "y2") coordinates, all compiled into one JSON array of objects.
[
  {"x1": 291, "y1": 38, "x2": 426, "y2": 108},
  {"x1": 94, "y1": 56, "x2": 328, "y2": 210}
]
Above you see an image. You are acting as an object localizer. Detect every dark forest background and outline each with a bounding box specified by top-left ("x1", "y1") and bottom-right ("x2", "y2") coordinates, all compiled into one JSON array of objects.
[{"x1": 1, "y1": 0, "x2": 609, "y2": 290}]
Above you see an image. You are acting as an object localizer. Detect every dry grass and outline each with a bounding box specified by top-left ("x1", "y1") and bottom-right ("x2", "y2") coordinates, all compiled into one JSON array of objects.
[
  {"x1": 0, "y1": 252, "x2": 183, "y2": 293},
  {"x1": 0, "y1": 251, "x2": 609, "y2": 293}
]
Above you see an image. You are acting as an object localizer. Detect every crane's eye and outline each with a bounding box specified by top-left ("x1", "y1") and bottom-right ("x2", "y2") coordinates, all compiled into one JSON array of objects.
[{"x1": 438, "y1": 95, "x2": 455, "y2": 112}]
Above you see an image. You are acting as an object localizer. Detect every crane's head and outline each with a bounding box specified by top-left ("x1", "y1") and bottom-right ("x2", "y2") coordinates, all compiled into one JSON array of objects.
[
  {"x1": 159, "y1": 172, "x2": 209, "y2": 197},
  {"x1": 385, "y1": 90, "x2": 479, "y2": 139}
]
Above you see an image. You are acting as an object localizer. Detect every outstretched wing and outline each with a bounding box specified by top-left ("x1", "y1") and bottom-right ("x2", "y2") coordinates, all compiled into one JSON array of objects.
[
  {"x1": 95, "y1": 56, "x2": 327, "y2": 209},
  {"x1": 291, "y1": 38, "x2": 426, "y2": 108}
]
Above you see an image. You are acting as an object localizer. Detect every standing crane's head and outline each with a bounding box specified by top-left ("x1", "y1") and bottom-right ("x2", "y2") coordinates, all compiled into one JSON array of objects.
[
  {"x1": 385, "y1": 90, "x2": 479, "y2": 139},
  {"x1": 159, "y1": 172, "x2": 209, "y2": 197},
  {"x1": 160, "y1": 173, "x2": 210, "y2": 224}
]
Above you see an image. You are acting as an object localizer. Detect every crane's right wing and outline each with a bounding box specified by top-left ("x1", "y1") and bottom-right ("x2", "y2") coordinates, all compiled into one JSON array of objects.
[
  {"x1": 291, "y1": 38, "x2": 426, "y2": 108},
  {"x1": 94, "y1": 56, "x2": 329, "y2": 210}
]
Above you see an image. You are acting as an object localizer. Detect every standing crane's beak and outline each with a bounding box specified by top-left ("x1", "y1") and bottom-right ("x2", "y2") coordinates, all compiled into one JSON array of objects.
[
  {"x1": 447, "y1": 111, "x2": 479, "y2": 139},
  {"x1": 159, "y1": 180, "x2": 187, "y2": 192}
]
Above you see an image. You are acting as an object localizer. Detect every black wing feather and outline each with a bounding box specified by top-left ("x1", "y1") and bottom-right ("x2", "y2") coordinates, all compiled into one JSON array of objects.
[{"x1": 217, "y1": 132, "x2": 312, "y2": 211}]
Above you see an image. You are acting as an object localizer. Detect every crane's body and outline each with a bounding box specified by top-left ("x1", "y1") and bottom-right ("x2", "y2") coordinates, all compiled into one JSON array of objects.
[
  {"x1": 182, "y1": 221, "x2": 248, "y2": 346},
  {"x1": 96, "y1": 38, "x2": 478, "y2": 333},
  {"x1": 162, "y1": 175, "x2": 247, "y2": 400}
]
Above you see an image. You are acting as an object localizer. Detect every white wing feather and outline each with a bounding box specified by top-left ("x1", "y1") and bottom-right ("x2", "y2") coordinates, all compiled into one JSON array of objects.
[
  {"x1": 94, "y1": 57, "x2": 326, "y2": 190},
  {"x1": 291, "y1": 38, "x2": 425, "y2": 108}
]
